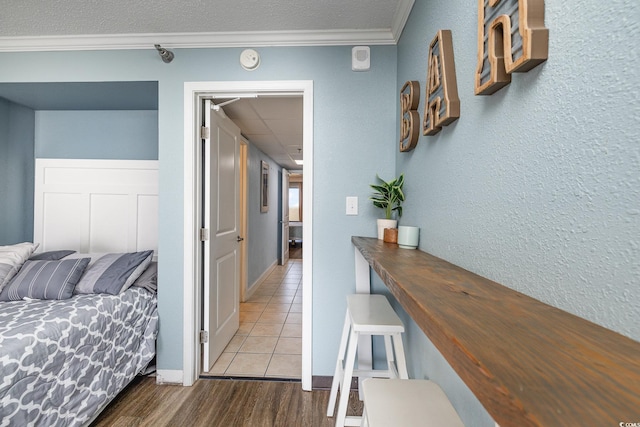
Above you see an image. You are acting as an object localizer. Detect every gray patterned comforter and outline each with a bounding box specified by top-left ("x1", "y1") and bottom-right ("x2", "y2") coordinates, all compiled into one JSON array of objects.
[{"x1": 0, "y1": 287, "x2": 158, "y2": 426}]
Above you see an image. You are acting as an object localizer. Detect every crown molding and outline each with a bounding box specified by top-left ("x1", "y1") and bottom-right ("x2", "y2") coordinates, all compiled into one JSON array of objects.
[
  {"x1": 0, "y1": 0, "x2": 415, "y2": 52},
  {"x1": 0, "y1": 28, "x2": 399, "y2": 52},
  {"x1": 392, "y1": 0, "x2": 416, "y2": 41}
]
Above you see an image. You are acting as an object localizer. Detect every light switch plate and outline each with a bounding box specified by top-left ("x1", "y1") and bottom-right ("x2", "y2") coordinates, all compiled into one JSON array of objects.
[{"x1": 346, "y1": 196, "x2": 358, "y2": 215}]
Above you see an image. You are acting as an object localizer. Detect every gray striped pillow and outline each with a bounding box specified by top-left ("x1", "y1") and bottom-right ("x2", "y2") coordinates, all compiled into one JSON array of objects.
[
  {"x1": 29, "y1": 249, "x2": 76, "y2": 261},
  {"x1": 0, "y1": 258, "x2": 90, "y2": 301},
  {"x1": 74, "y1": 250, "x2": 154, "y2": 295}
]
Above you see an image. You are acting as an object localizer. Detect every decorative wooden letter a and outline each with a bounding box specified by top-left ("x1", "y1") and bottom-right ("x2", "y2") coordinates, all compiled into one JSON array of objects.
[
  {"x1": 475, "y1": 0, "x2": 549, "y2": 95},
  {"x1": 423, "y1": 30, "x2": 460, "y2": 136}
]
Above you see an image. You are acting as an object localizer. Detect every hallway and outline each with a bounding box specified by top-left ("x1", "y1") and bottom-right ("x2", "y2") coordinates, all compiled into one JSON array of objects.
[{"x1": 204, "y1": 259, "x2": 302, "y2": 379}]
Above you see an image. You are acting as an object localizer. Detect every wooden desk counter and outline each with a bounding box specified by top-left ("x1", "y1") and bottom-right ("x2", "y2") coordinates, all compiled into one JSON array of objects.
[{"x1": 352, "y1": 236, "x2": 640, "y2": 427}]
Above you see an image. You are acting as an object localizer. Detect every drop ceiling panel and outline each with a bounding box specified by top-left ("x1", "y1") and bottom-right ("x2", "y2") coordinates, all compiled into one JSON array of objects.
[
  {"x1": 232, "y1": 118, "x2": 271, "y2": 134},
  {"x1": 216, "y1": 97, "x2": 304, "y2": 170},
  {"x1": 245, "y1": 134, "x2": 280, "y2": 146},
  {"x1": 280, "y1": 140, "x2": 303, "y2": 151},
  {"x1": 221, "y1": 103, "x2": 259, "y2": 120},
  {"x1": 285, "y1": 145, "x2": 304, "y2": 154},
  {"x1": 252, "y1": 97, "x2": 303, "y2": 120},
  {"x1": 264, "y1": 119, "x2": 303, "y2": 135}
]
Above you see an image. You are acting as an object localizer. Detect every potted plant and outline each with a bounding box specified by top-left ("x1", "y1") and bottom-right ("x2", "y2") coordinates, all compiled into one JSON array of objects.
[{"x1": 370, "y1": 173, "x2": 405, "y2": 239}]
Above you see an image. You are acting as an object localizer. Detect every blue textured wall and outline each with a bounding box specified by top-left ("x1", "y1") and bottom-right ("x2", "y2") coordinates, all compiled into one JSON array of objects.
[
  {"x1": 0, "y1": 105, "x2": 157, "y2": 245},
  {"x1": 395, "y1": 0, "x2": 639, "y2": 425},
  {"x1": 0, "y1": 99, "x2": 7, "y2": 243},
  {"x1": 0, "y1": 99, "x2": 35, "y2": 245},
  {"x1": 3, "y1": 1, "x2": 631, "y2": 400},
  {"x1": 0, "y1": 45, "x2": 397, "y2": 373},
  {"x1": 35, "y1": 110, "x2": 158, "y2": 159},
  {"x1": 247, "y1": 144, "x2": 280, "y2": 287}
]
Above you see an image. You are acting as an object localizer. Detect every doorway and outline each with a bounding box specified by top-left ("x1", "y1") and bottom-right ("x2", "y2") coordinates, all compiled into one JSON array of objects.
[
  {"x1": 183, "y1": 81, "x2": 313, "y2": 390},
  {"x1": 202, "y1": 100, "x2": 302, "y2": 380},
  {"x1": 288, "y1": 173, "x2": 303, "y2": 260}
]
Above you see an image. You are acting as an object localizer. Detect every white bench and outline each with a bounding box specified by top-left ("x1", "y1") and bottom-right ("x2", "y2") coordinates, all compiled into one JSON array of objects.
[
  {"x1": 361, "y1": 379, "x2": 465, "y2": 427},
  {"x1": 327, "y1": 294, "x2": 409, "y2": 427}
]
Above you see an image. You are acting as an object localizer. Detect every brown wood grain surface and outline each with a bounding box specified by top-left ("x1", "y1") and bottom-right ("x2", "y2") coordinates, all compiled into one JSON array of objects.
[
  {"x1": 352, "y1": 236, "x2": 640, "y2": 427},
  {"x1": 92, "y1": 377, "x2": 363, "y2": 426}
]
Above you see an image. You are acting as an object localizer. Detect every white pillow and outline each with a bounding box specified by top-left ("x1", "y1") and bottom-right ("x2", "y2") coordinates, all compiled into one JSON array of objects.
[{"x1": 0, "y1": 242, "x2": 40, "y2": 293}]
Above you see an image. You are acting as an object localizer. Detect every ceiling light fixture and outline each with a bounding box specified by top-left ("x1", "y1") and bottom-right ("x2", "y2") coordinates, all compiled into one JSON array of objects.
[
  {"x1": 154, "y1": 44, "x2": 174, "y2": 63},
  {"x1": 295, "y1": 160, "x2": 304, "y2": 165}
]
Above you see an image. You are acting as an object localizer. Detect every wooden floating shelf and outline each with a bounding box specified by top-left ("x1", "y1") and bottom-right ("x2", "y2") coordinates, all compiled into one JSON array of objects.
[{"x1": 352, "y1": 236, "x2": 640, "y2": 427}]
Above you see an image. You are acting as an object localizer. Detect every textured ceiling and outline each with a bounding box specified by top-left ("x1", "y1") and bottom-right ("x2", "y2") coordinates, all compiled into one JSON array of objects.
[
  {"x1": 0, "y1": 0, "x2": 414, "y2": 50},
  {"x1": 220, "y1": 97, "x2": 303, "y2": 170},
  {"x1": 1, "y1": 0, "x2": 398, "y2": 36}
]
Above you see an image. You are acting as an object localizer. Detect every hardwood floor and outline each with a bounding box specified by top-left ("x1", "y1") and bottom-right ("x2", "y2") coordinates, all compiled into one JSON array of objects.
[{"x1": 92, "y1": 376, "x2": 363, "y2": 427}]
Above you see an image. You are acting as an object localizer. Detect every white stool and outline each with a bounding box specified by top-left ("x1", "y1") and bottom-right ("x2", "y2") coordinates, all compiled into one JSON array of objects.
[
  {"x1": 327, "y1": 294, "x2": 409, "y2": 427},
  {"x1": 360, "y1": 379, "x2": 465, "y2": 427}
]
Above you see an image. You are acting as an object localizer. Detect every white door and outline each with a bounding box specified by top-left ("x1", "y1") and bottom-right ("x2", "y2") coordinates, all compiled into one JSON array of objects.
[
  {"x1": 280, "y1": 168, "x2": 290, "y2": 265},
  {"x1": 202, "y1": 100, "x2": 241, "y2": 371}
]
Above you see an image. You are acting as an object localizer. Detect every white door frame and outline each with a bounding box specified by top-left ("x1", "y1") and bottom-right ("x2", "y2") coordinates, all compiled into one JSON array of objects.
[
  {"x1": 183, "y1": 80, "x2": 313, "y2": 390},
  {"x1": 239, "y1": 139, "x2": 248, "y2": 303},
  {"x1": 280, "y1": 168, "x2": 290, "y2": 265}
]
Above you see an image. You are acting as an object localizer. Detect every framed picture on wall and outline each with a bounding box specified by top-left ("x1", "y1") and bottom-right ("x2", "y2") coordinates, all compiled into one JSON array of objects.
[{"x1": 261, "y1": 161, "x2": 269, "y2": 213}]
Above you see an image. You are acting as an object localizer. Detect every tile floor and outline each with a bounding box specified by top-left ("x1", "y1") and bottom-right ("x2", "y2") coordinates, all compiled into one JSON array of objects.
[{"x1": 204, "y1": 259, "x2": 303, "y2": 379}]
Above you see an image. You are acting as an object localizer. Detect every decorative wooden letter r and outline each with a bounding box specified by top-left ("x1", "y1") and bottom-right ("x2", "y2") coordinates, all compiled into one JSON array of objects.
[{"x1": 475, "y1": 0, "x2": 549, "y2": 95}]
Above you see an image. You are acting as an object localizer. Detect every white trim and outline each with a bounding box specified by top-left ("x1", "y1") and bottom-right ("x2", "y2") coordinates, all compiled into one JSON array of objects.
[
  {"x1": 184, "y1": 80, "x2": 313, "y2": 390},
  {"x1": 0, "y1": 29, "x2": 395, "y2": 52},
  {"x1": 183, "y1": 85, "x2": 199, "y2": 387},
  {"x1": 391, "y1": 0, "x2": 416, "y2": 41},
  {"x1": 301, "y1": 83, "x2": 314, "y2": 392},
  {"x1": 155, "y1": 370, "x2": 184, "y2": 385}
]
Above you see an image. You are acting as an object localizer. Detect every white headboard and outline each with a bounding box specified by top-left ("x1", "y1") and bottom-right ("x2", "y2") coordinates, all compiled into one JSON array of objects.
[{"x1": 34, "y1": 159, "x2": 159, "y2": 255}]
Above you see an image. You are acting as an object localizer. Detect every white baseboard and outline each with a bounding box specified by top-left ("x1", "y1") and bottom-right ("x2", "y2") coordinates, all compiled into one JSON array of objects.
[
  {"x1": 245, "y1": 260, "x2": 278, "y2": 300},
  {"x1": 156, "y1": 369, "x2": 184, "y2": 385}
]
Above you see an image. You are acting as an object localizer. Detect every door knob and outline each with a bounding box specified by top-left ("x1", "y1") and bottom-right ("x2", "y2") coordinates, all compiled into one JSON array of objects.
[{"x1": 237, "y1": 236, "x2": 244, "y2": 242}]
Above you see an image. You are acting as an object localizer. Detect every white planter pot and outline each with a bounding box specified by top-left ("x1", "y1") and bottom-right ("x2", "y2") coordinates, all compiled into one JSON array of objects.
[
  {"x1": 376, "y1": 219, "x2": 397, "y2": 240},
  {"x1": 398, "y1": 225, "x2": 420, "y2": 249}
]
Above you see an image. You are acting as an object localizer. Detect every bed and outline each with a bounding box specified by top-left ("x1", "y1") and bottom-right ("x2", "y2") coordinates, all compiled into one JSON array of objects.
[{"x1": 0, "y1": 159, "x2": 159, "y2": 426}]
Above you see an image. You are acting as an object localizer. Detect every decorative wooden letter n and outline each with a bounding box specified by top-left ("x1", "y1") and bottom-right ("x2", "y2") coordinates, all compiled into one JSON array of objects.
[
  {"x1": 475, "y1": 0, "x2": 549, "y2": 95},
  {"x1": 423, "y1": 30, "x2": 460, "y2": 136}
]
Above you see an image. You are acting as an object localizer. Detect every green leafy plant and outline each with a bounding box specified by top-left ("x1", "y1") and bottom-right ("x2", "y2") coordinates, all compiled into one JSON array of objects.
[{"x1": 370, "y1": 173, "x2": 405, "y2": 219}]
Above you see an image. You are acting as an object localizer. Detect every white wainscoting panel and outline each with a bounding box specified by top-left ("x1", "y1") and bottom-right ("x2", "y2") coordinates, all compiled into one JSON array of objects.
[{"x1": 34, "y1": 159, "x2": 159, "y2": 255}]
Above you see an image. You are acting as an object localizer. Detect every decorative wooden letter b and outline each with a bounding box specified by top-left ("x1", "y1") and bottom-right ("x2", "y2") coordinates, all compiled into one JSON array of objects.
[
  {"x1": 399, "y1": 81, "x2": 420, "y2": 152},
  {"x1": 423, "y1": 30, "x2": 460, "y2": 136},
  {"x1": 475, "y1": 0, "x2": 549, "y2": 95}
]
